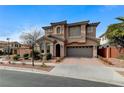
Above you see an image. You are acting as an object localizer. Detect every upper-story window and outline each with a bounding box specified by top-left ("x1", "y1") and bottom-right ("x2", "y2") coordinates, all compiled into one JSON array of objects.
[
  {"x1": 87, "y1": 26, "x2": 94, "y2": 32},
  {"x1": 68, "y1": 26, "x2": 81, "y2": 37},
  {"x1": 56, "y1": 27, "x2": 61, "y2": 34}
]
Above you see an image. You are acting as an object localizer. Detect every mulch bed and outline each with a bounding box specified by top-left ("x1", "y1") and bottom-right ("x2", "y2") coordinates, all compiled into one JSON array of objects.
[{"x1": 0, "y1": 63, "x2": 54, "y2": 72}]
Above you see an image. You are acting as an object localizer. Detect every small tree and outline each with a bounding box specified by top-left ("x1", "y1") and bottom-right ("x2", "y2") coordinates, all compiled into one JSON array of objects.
[
  {"x1": 20, "y1": 26, "x2": 42, "y2": 66},
  {"x1": 37, "y1": 37, "x2": 47, "y2": 67}
]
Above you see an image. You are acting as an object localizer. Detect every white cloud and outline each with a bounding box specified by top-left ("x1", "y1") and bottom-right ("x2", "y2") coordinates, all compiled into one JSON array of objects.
[{"x1": 0, "y1": 24, "x2": 44, "y2": 43}]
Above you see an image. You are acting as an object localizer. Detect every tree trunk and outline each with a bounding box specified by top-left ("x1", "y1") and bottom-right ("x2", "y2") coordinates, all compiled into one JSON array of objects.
[
  {"x1": 32, "y1": 46, "x2": 34, "y2": 66},
  {"x1": 41, "y1": 39, "x2": 47, "y2": 66}
]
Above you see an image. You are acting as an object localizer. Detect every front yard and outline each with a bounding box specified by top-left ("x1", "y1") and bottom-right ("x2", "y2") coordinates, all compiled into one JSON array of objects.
[
  {"x1": 0, "y1": 63, "x2": 54, "y2": 72},
  {"x1": 0, "y1": 55, "x2": 58, "y2": 72}
]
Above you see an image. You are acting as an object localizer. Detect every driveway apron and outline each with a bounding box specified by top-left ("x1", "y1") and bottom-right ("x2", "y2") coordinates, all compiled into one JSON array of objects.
[{"x1": 50, "y1": 58, "x2": 124, "y2": 84}]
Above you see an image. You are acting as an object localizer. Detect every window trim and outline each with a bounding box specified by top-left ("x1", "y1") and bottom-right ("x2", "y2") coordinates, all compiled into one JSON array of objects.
[
  {"x1": 87, "y1": 26, "x2": 94, "y2": 33},
  {"x1": 68, "y1": 26, "x2": 81, "y2": 37},
  {"x1": 56, "y1": 26, "x2": 61, "y2": 34}
]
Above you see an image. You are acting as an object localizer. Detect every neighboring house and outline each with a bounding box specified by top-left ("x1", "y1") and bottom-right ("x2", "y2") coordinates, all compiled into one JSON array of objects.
[
  {"x1": 98, "y1": 33, "x2": 124, "y2": 58},
  {"x1": 17, "y1": 44, "x2": 32, "y2": 56},
  {"x1": 0, "y1": 41, "x2": 8, "y2": 52},
  {"x1": 38, "y1": 20, "x2": 100, "y2": 58},
  {"x1": 3, "y1": 41, "x2": 21, "y2": 54},
  {"x1": 99, "y1": 33, "x2": 109, "y2": 46},
  {"x1": 10, "y1": 42, "x2": 21, "y2": 54},
  {"x1": 0, "y1": 41, "x2": 31, "y2": 56}
]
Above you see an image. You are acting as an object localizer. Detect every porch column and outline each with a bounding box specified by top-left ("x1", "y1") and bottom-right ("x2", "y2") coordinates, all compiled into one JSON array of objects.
[
  {"x1": 60, "y1": 44, "x2": 65, "y2": 57},
  {"x1": 53, "y1": 44, "x2": 56, "y2": 57},
  {"x1": 50, "y1": 43, "x2": 54, "y2": 57},
  {"x1": 93, "y1": 46, "x2": 97, "y2": 58}
]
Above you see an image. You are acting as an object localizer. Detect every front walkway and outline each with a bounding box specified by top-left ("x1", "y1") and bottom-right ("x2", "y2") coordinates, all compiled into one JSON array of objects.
[{"x1": 50, "y1": 57, "x2": 124, "y2": 85}]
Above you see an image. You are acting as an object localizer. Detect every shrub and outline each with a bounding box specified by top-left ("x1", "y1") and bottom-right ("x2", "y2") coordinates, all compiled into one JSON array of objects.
[
  {"x1": 23, "y1": 53, "x2": 29, "y2": 60},
  {"x1": 47, "y1": 53, "x2": 52, "y2": 60},
  {"x1": 0, "y1": 50, "x2": 3, "y2": 55},
  {"x1": 34, "y1": 51, "x2": 41, "y2": 60},
  {"x1": 16, "y1": 54, "x2": 20, "y2": 57},
  {"x1": 13, "y1": 54, "x2": 20, "y2": 60}
]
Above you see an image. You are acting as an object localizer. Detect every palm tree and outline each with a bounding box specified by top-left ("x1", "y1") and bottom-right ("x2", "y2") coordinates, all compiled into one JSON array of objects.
[
  {"x1": 116, "y1": 17, "x2": 124, "y2": 22},
  {"x1": 106, "y1": 17, "x2": 124, "y2": 49}
]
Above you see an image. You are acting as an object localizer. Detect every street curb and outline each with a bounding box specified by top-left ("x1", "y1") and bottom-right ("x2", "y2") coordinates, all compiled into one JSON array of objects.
[
  {"x1": 0, "y1": 66, "x2": 49, "y2": 75},
  {"x1": 0, "y1": 65, "x2": 124, "y2": 86},
  {"x1": 48, "y1": 73, "x2": 124, "y2": 86}
]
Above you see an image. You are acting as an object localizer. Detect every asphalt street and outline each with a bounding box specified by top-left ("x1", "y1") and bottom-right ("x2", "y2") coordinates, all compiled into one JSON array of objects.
[{"x1": 0, "y1": 69, "x2": 119, "y2": 87}]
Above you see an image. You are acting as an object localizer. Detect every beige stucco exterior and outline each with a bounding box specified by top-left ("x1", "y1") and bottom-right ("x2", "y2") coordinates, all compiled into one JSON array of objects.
[{"x1": 40, "y1": 20, "x2": 100, "y2": 58}]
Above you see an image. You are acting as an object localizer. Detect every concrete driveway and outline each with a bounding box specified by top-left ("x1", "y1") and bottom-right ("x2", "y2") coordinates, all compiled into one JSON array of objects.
[{"x1": 50, "y1": 58, "x2": 124, "y2": 85}]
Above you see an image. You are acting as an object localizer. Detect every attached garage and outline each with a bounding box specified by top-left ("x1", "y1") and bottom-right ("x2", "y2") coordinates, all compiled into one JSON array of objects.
[{"x1": 67, "y1": 46, "x2": 93, "y2": 57}]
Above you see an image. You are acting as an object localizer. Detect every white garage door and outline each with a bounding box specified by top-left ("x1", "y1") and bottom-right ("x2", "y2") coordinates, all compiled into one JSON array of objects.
[{"x1": 67, "y1": 46, "x2": 93, "y2": 57}]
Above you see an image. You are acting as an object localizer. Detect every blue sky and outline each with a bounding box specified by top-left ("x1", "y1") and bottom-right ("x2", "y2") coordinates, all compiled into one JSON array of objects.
[{"x1": 0, "y1": 5, "x2": 124, "y2": 42}]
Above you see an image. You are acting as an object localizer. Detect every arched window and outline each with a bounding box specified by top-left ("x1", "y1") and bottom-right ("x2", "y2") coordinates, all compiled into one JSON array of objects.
[{"x1": 56, "y1": 27, "x2": 61, "y2": 34}]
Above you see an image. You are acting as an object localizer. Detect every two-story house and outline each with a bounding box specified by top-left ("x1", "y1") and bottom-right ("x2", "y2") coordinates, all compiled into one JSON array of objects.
[
  {"x1": 3, "y1": 41, "x2": 21, "y2": 54},
  {"x1": 99, "y1": 33, "x2": 109, "y2": 46},
  {"x1": 38, "y1": 20, "x2": 100, "y2": 58},
  {"x1": 98, "y1": 32, "x2": 124, "y2": 58}
]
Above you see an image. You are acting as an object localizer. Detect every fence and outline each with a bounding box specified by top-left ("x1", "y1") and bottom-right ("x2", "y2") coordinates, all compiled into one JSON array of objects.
[{"x1": 98, "y1": 47, "x2": 124, "y2": 58}]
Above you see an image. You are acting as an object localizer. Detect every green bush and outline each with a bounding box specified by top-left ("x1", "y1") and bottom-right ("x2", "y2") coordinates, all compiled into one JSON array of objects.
[
  {"x1": 47, "y1": 53, "x2": 52, "y2": 60},
  {"x1": 23, "y1": 53, "x2": 29, "y2": 60},
  {"x1": 13, "y1": 54, "x2": 20, "y2": 60},
  {"x1": 0, "y1": 50, "x2": 3, "y2": 55},
  {"x1": 34, "y1": 51, "x2": 41, "y2": 60}
]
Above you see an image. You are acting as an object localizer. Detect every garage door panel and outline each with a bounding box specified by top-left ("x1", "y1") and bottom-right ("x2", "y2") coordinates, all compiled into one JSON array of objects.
[{"x1": 67, "y1": 46, "x2": 93, "y2": 57}]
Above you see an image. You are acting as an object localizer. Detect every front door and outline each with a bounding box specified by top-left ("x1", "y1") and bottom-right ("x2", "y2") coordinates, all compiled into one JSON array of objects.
[{"x1": 56, "y1": 44, "x2": 60, "y2": 57}]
